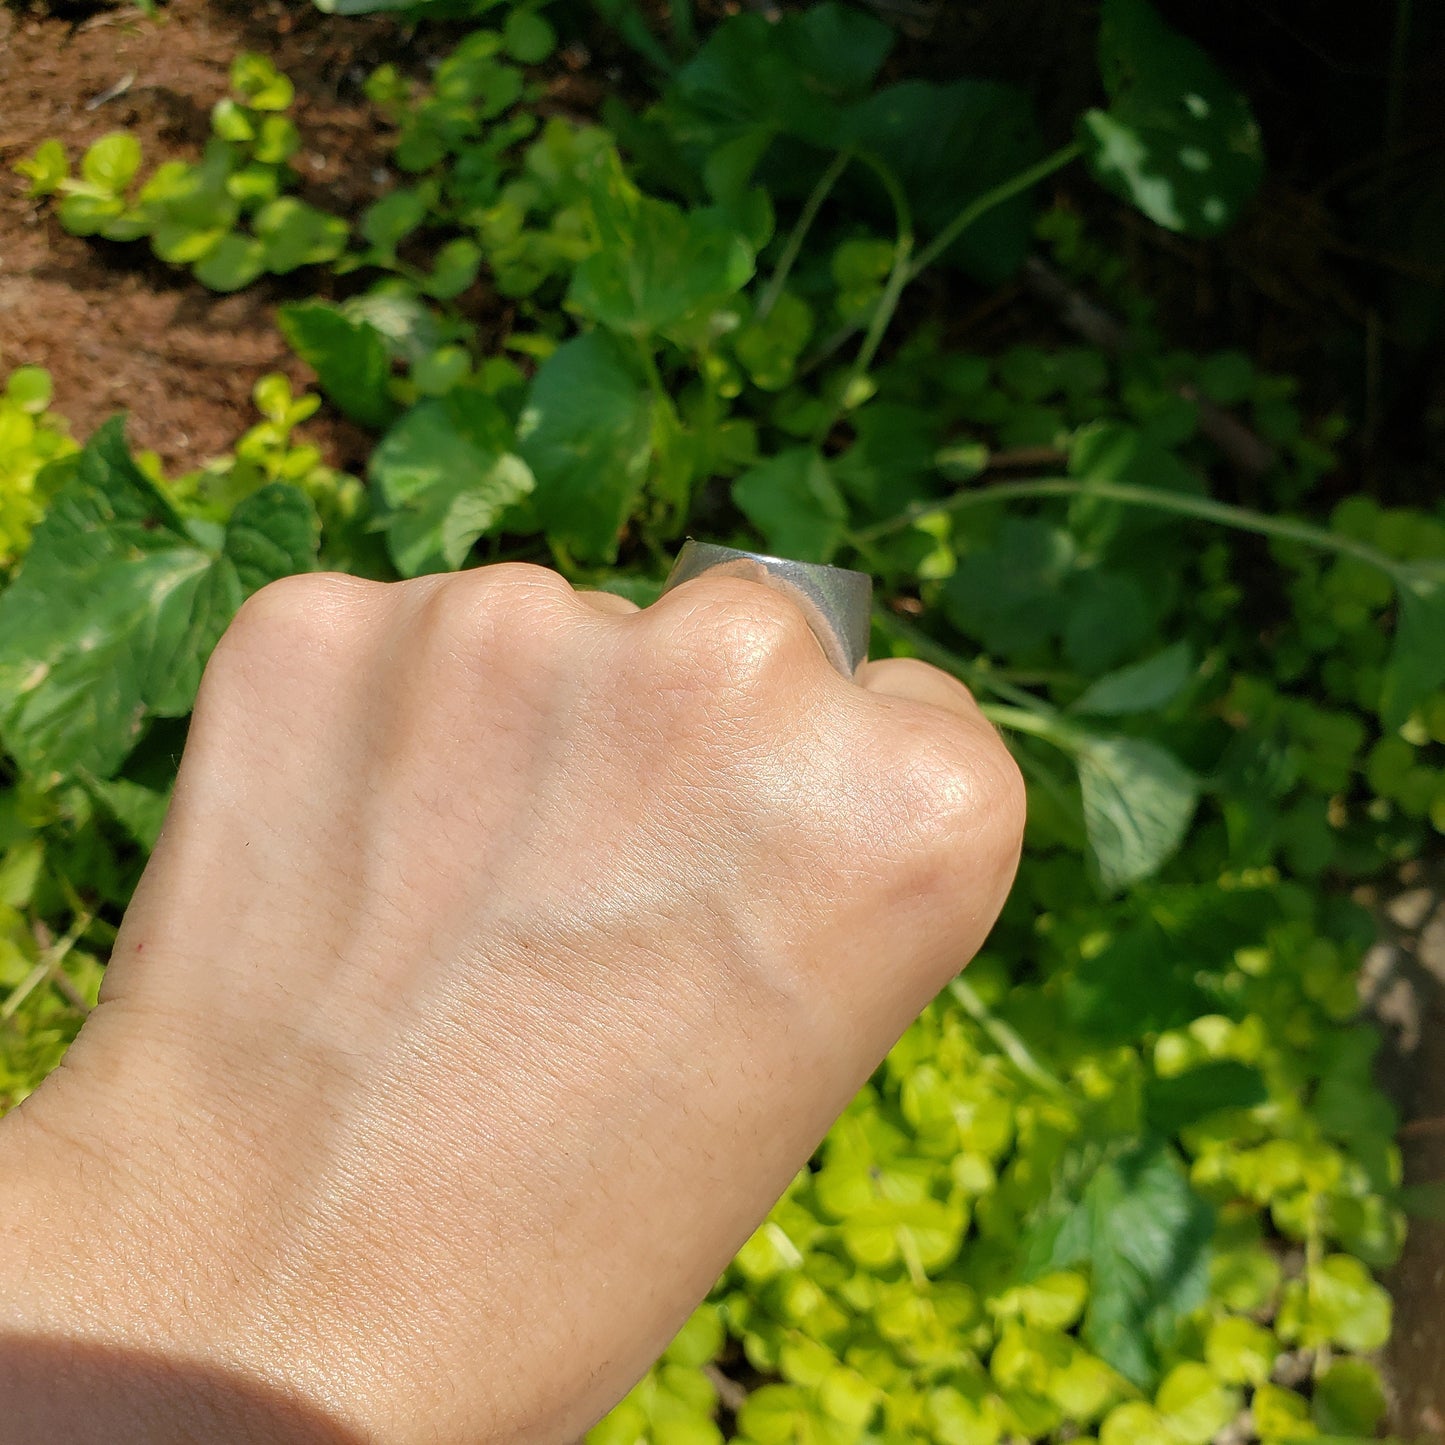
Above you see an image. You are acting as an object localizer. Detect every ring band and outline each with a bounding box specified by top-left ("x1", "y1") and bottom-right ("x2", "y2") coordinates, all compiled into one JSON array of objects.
[{"x1": 662, "y1": 541, "x2": 872, "y2": 678}]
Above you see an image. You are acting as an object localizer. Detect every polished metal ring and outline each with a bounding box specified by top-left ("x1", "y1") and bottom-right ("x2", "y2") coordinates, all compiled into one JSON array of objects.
[{"x1": 662, "y1": 541, "x2": 873, "y2": 678}]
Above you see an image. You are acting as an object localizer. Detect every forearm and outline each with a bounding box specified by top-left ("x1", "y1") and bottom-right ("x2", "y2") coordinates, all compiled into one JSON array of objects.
[{"x1": 0, "y1": 1098, "x2": 353, "y2": 1445}]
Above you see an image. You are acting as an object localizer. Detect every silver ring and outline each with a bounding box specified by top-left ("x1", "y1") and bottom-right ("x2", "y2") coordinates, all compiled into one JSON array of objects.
[{"x1": 662, "y1": 541, "x2": 872, "y2": 678}]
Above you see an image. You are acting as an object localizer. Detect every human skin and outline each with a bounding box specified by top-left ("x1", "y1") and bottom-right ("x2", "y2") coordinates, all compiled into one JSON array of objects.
[{"x1": 0, "y1": 564, "x2": 1025, "y2": 1444}]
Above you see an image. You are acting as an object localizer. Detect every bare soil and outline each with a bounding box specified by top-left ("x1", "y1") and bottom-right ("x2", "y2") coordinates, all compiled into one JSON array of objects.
[{"x1": 0, "y1": 0, "x2": 417, "y2": 472}]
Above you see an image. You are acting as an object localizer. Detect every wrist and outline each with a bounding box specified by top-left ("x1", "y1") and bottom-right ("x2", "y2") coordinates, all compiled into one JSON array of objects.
[{"x1": 0, "y1": 1055, "x2": 355, "y2": 1444}]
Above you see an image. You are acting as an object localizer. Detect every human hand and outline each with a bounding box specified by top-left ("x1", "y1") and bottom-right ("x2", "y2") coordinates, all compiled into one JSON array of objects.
[{"x1": 0, "y1": 564, "x2": 1024, "y2": 1443}]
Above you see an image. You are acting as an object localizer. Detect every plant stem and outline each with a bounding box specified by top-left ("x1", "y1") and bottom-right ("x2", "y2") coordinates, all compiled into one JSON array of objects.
[
  {"x1": 755, "y1": 149, "x2": 853, "y2": 324},
  {"x1": 854, "y1": 475, "x2": 1399, "y2": 576},
  {"x1": 871, "y1": 608, "x2": 1062, "y2": 716},
  {"x1": 980, "y1": 702, "x2": 1073, "y2": 743},
  {"x1": 800, "y1": 141, "x2": 1082, "y2": 376},
  {"x1": 813, "y1": 153, "x2": 914, "y2": 442},
  {"x1": 948, "y1": 977, "x2": 1073, "y2": 1099},
  {"x1": 1, "y1": 911, "x2": 93, "y2": 1023},
  {"x1": 906, "y1": 141, "x2": 1082, "y2": 282}
]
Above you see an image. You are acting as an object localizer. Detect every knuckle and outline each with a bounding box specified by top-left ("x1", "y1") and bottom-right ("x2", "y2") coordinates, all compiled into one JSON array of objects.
[
  {"x1": 402, "y1": 564, "x2": 585, "y2": 688},
  {"x1": 876, "y1": 720, "x2": 1027, "y2": 891},
  {"x1": 195, "y1": 574, "x2": 378, "y2": 745},
  {"x1": 215, "y1": 572, "x2": 375, "y2": 667},
  {"x1": 410, "y1": 563, "x2": 577, "y2": 640},
  {"x1": 646, "y1": 578, "x2": 825, "y2": 701}
]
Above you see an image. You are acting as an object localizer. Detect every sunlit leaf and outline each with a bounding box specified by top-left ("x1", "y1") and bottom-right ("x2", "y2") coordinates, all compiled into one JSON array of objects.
[
  {"x1": 517, "y1": 332, "x2": 653, "y2": 564},
  {"x1": 1075, "y1": 733, "x2": 1199, "y2": 891},
  {"x1": 369, "y1": 396, "x2": 534, "y2": 576},
  {"x1": 0, "y1": 420, "x2": 317, "y2": 781}
]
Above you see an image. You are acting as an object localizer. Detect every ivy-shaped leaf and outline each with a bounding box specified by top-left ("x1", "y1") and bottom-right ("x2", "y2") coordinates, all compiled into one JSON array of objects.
[
  {"x1": 0, "y1": 419, "x2": 318, "y2": 782},
  {"x1": 1075, "y1": 733, "x2": 1199, "y2": 891},
  {"x1": 369, "y1": 396, "x2": 534, "y2": 577},
  {"x1": 279, "y1": 302, "x2": 398, "y2": 431},
  {"x1": 1028, "y1": 1141, "x2": 1214, "y2": 1389},
  {"x1": 1082, "y1": 0, "x2": 1264, "y2": 236},
  {"x1": 732, "y1": 448, "x2": 847, "y2": 564},
  {"x1": 517, "y1": 332, "x2": 653, "y2": 565},
  {"x1": 569, "y1": 150, "x2": 755, "y2": 335}
]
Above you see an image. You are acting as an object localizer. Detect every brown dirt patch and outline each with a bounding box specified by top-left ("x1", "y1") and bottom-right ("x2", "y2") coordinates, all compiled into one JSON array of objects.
[{"x1": 0, "y1": 0, "x2": 434, "y2": 473}]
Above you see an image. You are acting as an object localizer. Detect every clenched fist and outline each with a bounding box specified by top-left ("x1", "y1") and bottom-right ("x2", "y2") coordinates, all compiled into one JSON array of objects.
[{"x1": 0, "y1": 564, "x2": 1024, "y2": 1444}]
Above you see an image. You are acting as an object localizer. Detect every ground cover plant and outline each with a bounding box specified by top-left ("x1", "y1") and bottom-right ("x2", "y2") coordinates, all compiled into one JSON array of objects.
[{"x1": 4, "y1": 0, "x2": 1444, "y2": 1440}]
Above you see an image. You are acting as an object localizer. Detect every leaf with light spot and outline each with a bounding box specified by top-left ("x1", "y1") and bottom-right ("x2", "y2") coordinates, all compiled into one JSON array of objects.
[{"x1": 1082, "y1": 0, "x2": 1263, "y2": 236}]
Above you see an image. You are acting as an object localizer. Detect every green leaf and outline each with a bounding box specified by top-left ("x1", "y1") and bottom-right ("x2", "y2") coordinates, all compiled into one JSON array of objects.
[
  {"x1": 1153, "y1": 1362, "x2": 1239, "y2": 1445},
  {"x1": 1203, "y1": 1315, "x2": 1277, "y2": 1387},
  {"x1": 343, "y1": 283, "x2": 452, "y2": 367},
  {"x1": 1380, "y1": 559, "x2": 1445, "y2": 729},
  {"x1": 503, "y1": 7, "x2": 557, "y2": 63},
  {"x1": 423, "y1": 237, "x2": 483, "y2": 300},
  {"x1": 14, "y1": 138, "x2": 70, "y2": 197},
  {"x1": 253, "y1": 115, "x2": 302, "y2": 166},
  {"x1": 1064, "y1": 925, "x2": 1215, "y2": 1043},
  {"x1": 0, "y1": 419, "x2": 318, "y2": 781},
  {"x1": 278, "y1": 302, "x2": 397, "y2": 431},
  {"x1": 1062, "y1": 570, "x2": 1153, "y2": 674},
  {"x1": 57, "y1": 191, "x2": 126, "y2": 237},
  {"x1": 734, "y1": 292, "x2": 814, "y2": 393},
  {"x1": 254, "y1": 198, "x2": 349, "y2": 274},
  {"x1": 84, "y1": 775, "x2": 172, "y2": 852},
  {"x1": 834, "y1": 402, "x2": 943, "y2": 518},
  {"x1": 231, "y1": 52, "x2": 295, "y2": 111},
  {"x1": 412, "y1": 345, "x2": 472, "y2": 397},
  {"x1": 6, "y1": 368, "x2": 54, "y2": 415},
  {"x1": 840, "y1": 80, "x2": 1043, "y2": 283},
  {"x1": 1099, "y1": 1401, "x2": 1173, "y2": 1445},
  {"x1": 192, "y1": 232, "x2": 267, "y2": 292},
  {"x1": 570, "y1": 153, "x2": 754, "y2": 335},
  {"x1": 1249, "y1": 1383, "x2": 1312, "y2": 1442},
  {"x1": 360, "y1": 186, "x2": 431, "y2": 256},
  {"x1": 672, "y1": 3, "x2": 893, "y2": 148},
  {"x1": 210, "y1": 98, "x2": 256, "y2": 144},
  {"x1": 944, "y1": 518, "x2": 1078, "y2": 658},
  {"x1": 80, "y1": 132, "x2": 142, "y2": 195},
  {"x1": 226, "y1": 163, "x2": 280, "y2": 208},
  {"x1": 1143, "y1": 1060, "x2": 1266, "y2": 1136},
  {"x1": 1028, "y1": 1141, "x2": 1213, "y2": 1389},
  {"x1": 224, "y1": 481, "x2": 323, "y2": 594},
  {"x1": 369, "y1": 396, "x2": 535, "y2": 577},
  {"x1": 1312, "y1": 1359, "x2": 1386, "y2": 1438},
  {"x1": 1082, "y1": 0, "x2": 1264, "y2": 236},
  {"x1": 1071, "y1": 643, "x2": 1193, "y2": 716},
  {"x1": 664, "y1": 1305, "x2": 725, "y2": 1370},
  {"x1": 1300, "y1": 1254, "x2": 1391, "y2": 1352},
  {"x1": 1075, "y1": 733, "x2": 1199, "y2": 891},
  {"x1": 517, "y1": 332, "x2": 653, "y2": 564},
  {"x1": 732, "y1": 448, "x2": 847, "y2": 565}
]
